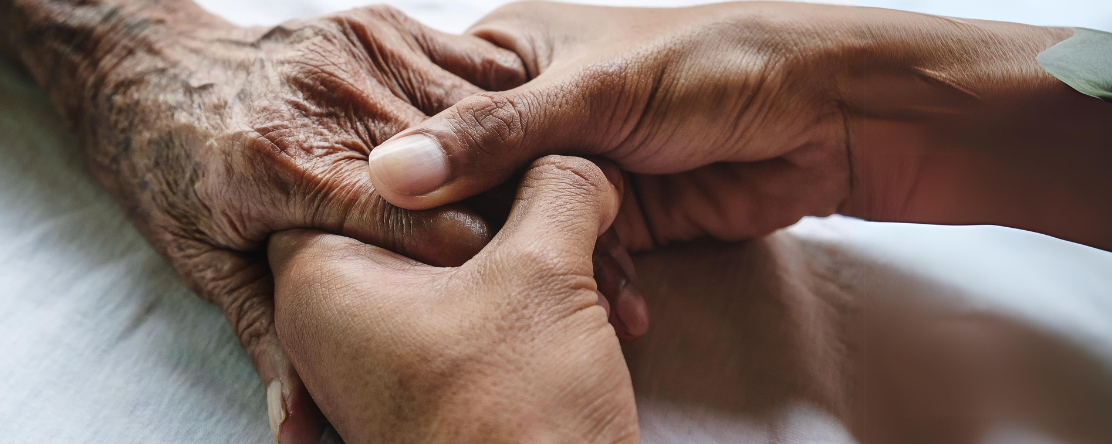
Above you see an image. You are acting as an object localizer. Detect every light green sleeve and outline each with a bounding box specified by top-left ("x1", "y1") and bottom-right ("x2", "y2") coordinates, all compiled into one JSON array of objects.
[{"x1": 1037, "y1": 28, "x2": 1112, "y2": 103}]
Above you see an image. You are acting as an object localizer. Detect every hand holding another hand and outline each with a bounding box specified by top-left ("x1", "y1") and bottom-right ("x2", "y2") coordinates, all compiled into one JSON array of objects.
[
  {"x1": 278, "y1": 2, "x2": 1111, "y2": 443},
  {"x1": 370, "y1": 1, "x2": 1106, "y2": 251},
  {"x1": 270, "y1": 156, "x2": 639, "y2": 444},
  {"x1": 5, "y1": 1, "x2": 525, "y2": 440},
  {"x1": 369, "y1": 1, "x2": 854, "y2": 249}
]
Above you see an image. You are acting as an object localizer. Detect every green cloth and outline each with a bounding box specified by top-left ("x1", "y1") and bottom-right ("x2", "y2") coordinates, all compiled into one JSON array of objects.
[{"x1": 1037, "y1": 28, "x2": 1112, "y2": 103}]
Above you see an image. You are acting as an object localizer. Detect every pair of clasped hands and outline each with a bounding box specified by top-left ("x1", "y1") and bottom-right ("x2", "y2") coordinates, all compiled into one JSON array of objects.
[
  {"x1": 14, "y1": 0, "x2": 1105, "y2": 440},
  {"x1": 265, "y1": 1, "x2": 1109, "y2": 442},
  {"x1": 269, "y1": 2, "x2": 870, "y2": 441}
]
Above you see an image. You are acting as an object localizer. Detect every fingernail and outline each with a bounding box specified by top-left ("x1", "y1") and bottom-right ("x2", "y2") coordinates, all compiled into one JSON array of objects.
[
  {"x1": 267, "y1": 379, "x2": 287, "y2": 444},
  {"x1": 368, "y1": 134, "x2": 450, "y2": 196}
]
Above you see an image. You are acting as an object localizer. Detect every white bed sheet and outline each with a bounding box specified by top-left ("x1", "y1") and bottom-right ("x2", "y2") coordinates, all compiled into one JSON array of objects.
[{"x1": 2, "y1": 1, "x2": 1111, "y2": 443}]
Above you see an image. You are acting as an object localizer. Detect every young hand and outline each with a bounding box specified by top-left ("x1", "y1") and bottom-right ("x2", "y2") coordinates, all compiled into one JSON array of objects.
[{"x1": 270, "y1": 156, "x2": 639, "y2": 444}]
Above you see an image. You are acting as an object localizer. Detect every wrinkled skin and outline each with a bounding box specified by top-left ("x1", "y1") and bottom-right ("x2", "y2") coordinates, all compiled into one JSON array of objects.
[
  {"x1": 8, "y1": 0, "x2": 1112, "y2": 442},
  {"x1": 2, "y1": 0, "x2": 530, "y2": 440},
  {"x1": 270, "y1": 156, "x2": 639, "y2": 444}
]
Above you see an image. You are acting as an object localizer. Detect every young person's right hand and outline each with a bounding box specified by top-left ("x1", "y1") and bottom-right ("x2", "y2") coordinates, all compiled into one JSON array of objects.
[
  {"x1": 369, "y1": 1, "x2": 1112, "y2": 251},
  {"x1": 368, "y1": 1, "x2": 854, "y2": 249}
]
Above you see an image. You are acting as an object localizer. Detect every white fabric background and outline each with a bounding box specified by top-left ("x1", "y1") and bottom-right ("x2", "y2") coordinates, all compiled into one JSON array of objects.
[{"x1": 2, "y1": 1, "x2": 1111, "y2": 443}]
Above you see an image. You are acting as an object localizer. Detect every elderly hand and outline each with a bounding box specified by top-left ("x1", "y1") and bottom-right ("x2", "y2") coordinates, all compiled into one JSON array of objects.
[
  {"x1": 269, "y1": 156, "x2": 639, "y2": 444},
  {"x1": 3, "y1": 0, "x2": 527, "y2": 441},
  {"x1": 367, "y1": 1, "x2": 1112, "y2": 251}
]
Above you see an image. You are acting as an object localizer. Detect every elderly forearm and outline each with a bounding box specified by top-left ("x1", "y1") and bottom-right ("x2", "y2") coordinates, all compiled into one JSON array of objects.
[{"x1": 0, "y1": 0, "x2": 225, "y2": 132}]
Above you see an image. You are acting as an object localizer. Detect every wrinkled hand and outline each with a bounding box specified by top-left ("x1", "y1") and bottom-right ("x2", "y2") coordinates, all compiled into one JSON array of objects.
[
  {"x1": 7, "y1": 1, "x2": 525, "y2": 441},
  {"x1": 269, "y1": 156, "x2": 639, "y2": 444},
  {"x1": 367, "y1": 1, "x2": 852, "y2": 251}
]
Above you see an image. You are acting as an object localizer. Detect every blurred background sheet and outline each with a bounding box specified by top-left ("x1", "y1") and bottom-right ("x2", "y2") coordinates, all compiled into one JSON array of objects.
[{"x1": 1, "y1": 1, "x2": 1111, "y2": 443}]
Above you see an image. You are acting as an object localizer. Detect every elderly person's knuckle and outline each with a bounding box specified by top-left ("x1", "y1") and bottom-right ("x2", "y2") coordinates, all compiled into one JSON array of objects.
[{"x1": 241, "y1": 126, "x2": 300, "y2": 171}]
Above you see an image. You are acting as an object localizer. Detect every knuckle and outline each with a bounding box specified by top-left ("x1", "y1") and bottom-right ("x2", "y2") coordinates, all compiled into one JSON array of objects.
[
  {"x1": 529, "y1": 155, "x2": 608, "y2": 194},
  {"x1": 326, "y1": 5, "x2": 411, "y2": 33},
  {"x1": 240, "y1": 128, "x2": 303, "y2": 175},
  {"x1": 449, "y1": 92, "x2": 529, "y2": 153}
]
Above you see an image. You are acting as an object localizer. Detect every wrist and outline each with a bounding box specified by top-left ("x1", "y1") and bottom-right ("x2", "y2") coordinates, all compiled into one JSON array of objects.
[
  {"x1": 823, "y1": 9, "x2": 1089, "y2": 225},
  {"x1": 2, "y1": 0, "x2": 224, "y2": 131}
]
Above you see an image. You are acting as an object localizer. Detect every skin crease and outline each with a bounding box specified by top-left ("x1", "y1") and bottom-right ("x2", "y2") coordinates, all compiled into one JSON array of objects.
[
  {"x1": 2, "y1": 0, "x2": 654, "y2": 440},
  {"x1": 270, "y1": 156, "x2": 639, "y2": 444},
  {"x1": 0, "y1": 0, "x2": 650, "y2": 442},
  {"x1": 6, "y1": 0, "x2": 1112, "y2": 442},
  {"x1": 315, "y1": 0, "x2": 1111, "y2": 441},
  {"x1": 372, "y1": 1, "x2": 1112, "y2": 254}
]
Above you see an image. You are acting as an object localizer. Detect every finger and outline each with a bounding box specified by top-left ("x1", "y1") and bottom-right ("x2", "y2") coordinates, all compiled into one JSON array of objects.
[
  {"x1": 408, "y1": 14, "x2": 527, "y2": 91},
  {"x1": 250, "y1": 88, "x2": 493, "y2": 267},
  {"x1": 418, "y1": 30, "x2": 527, "y2": 91},
  {"x1": 591, "y1": 161, "x2": 650, "y2": 340},
  {"x1": 387, "y1": 47, "x2": 488, "y2": 116},
  {"x1": 489, "y1": 155, "x2": 622, "y2": 276},
  {"x1": 311, "y1": 89, "x2": 493, "y2": 266},
  {"x1": 295, "y1": 154, "x2": 492, "y2": 267},
  {"x1": 184, "y1": 245, "x2": 325, "y2": 444},
  {"x1": 367, "y1": 74, "x2": 616, "y2": 210},
  {"x1": 455, "y1": 161, "x2": 649, "y2": 338},
  {"x1": 593, "y1": 230, "x2": 650, "y2": 340},
  {"x1": 335, "y1": 6, "x2": 525, "y2": 113},
  {"x1": 464, "y1": 1, "x2": 581, "y2": 79}
]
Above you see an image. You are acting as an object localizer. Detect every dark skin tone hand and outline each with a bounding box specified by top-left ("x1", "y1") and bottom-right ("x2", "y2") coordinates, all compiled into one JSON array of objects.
[
  {"x1": 338, "y1": 0, "x2": 1112, "y2": 440},
  {"x1": 270, "y1": 156, "x2": 639, "y2": 444},
  {"x1": 370, "y1": 1, "x2": 1112, "y2": 253},
  {"x1": 1, "y1": 0, "x2": 535, "y2": 441}
]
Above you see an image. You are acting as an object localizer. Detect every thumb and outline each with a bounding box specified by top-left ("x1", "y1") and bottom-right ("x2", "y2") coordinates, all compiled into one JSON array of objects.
[
  {"x1": 488, "y1": 155, "x2": 622, "y2": 276},
  {"x1": 367, "y1": 78, "x2": 612, "y2": 210}
]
